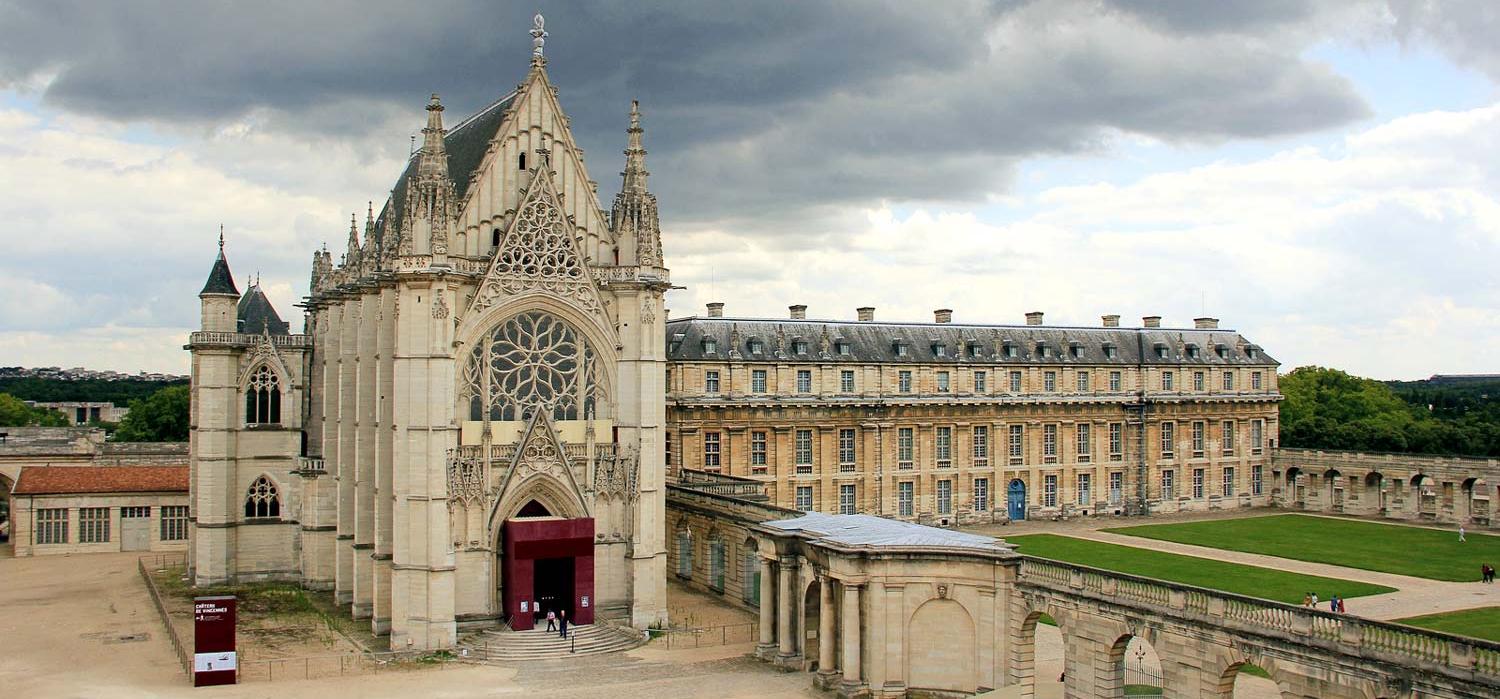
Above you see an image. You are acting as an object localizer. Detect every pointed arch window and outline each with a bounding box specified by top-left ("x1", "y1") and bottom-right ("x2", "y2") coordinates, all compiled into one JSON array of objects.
[
  {"x1": 244, "y1": 475, "x2": 281, "y2": 518},
  {"x1": 245, "y1": 365, "x2": 282, "y2": 425},
  {"x1": 460, "y1": 311, "x2": 606, "y2": 422}
]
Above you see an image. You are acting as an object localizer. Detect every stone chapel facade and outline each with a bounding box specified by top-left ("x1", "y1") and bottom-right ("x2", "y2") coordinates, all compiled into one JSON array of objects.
[{"x1": 187, "y1": 36, "x2": 669, "y2": 650}]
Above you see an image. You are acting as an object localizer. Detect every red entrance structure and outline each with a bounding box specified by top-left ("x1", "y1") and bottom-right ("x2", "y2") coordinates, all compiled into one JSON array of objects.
[{"x1": 501, "y1": 516, "x2": 595, "y2": 630}]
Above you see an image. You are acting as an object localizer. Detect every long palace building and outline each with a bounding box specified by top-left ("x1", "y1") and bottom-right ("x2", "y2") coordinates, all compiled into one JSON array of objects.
[
  {"x1": 184, "y1": 15, "x2": 1279, "y2": 652},
  {"x1": 664, "y1": 305, "x2": 1281, "y2": 524}
]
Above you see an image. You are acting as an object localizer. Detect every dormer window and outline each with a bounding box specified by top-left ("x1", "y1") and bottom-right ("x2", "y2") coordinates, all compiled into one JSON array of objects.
[
  {"x1": 1217, "y1": 345, "x2": 1231, "y2": 359},
  {"x1": 1103, "y1": 344, "x2": 1117, "y2": 359},
  {"x1": 1069, "y1": 344, "x2": 1083, "y2": 359},
  {"x1": 1186, "y1": 344, "x2": 1200, "y2": 359},
  {"x1": 670, "y1": 332, "x2": 686, "y2": 354},
  {"x1": 748, "y1": 339, "x2": 764, "y2": 355},
  {"x1": 1036, "y1": 344, "x2": 1049, "y2": 359},
  {"x1": 836, "y1": 341, "x2": 851, "y2": 356},
  {"x1": 1155, "y1": 344, "x2": 1169, "y2": 360},
  {"x1": 966, "y1": 342, "x2": 981, "y2": 358},
  {"x1": 896, "y1": 343, "x2": 909, "y2": 357},
  {"x1": 1004, "y1": 343, "x2": 1018, "y2": 358},
  {"x1": 932, "y1": 343, "x2": 947, "y2": 358},
  {"x1": 1246, "y1": 347, "x2": 1259, "y2": 360},
  {"x1": 794, "y1": 340, "x2": 810, "y2": 355},
  {"x1": 703, "y1": 338, "x2": 718, "y2": 355}
]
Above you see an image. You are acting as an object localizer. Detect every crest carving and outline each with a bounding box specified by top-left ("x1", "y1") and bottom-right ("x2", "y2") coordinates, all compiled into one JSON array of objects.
[{"x1": 470, "y1": 167, "x2": 604, "y2": 318}]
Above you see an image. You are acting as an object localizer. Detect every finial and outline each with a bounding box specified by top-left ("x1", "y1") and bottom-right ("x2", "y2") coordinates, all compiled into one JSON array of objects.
[
  {"x1": 350, "y1": 212, "x2": 357, "y2": 231},
  {"x1": 530, "y1": 12, "x2": 548, "y2": 60},
  {"x1": 217, "y1": 224, "x2": 225, "y2": 253}
]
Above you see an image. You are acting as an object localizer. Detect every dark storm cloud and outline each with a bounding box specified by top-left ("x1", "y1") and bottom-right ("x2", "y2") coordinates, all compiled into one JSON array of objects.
[{"x1": 0, "y1": 0, "x2": 1371, "y2": 231}]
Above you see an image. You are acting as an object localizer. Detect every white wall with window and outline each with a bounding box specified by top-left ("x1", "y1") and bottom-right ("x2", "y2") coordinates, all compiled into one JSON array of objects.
[{"x1": 10, "y1": 490, "x2": 191, "y2": 557}]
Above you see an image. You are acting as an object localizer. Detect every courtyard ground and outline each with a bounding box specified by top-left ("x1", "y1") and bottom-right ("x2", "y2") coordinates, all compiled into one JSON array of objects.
[{"x1": 1395, "y1": 606, "x2": 1500, "y2": 642}]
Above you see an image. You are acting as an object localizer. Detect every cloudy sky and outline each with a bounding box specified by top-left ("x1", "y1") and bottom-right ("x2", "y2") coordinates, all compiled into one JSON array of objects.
[{"x1": 0, "y1": 1, "x2": 1496, "y2": 379}]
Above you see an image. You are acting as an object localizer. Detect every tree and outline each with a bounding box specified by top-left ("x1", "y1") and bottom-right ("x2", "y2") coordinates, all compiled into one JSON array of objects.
[
  {"x1": 113, "y1": 385, "x2": 190, "y2": 442},
  {"x1": 0, "y1": 393, "x2": 68, "y2": 427},
  {"x1": 1279, "y1": 367, "x2": 1499, "y2": 457}
]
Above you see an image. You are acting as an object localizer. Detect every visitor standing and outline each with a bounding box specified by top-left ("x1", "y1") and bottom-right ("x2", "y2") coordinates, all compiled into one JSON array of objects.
[
  {"x1": 559, "y1": 609, "x2": 569, "y2": 638},
  {"x1": 546, "y1": 609, "x2": 557, "y2": 632},
  {"x1": 1311, "y1": 592, "x2": 1319, "y2": 608},
  {"x1": 1302, "y1": 592, "x2": 1312, "y2": 607},
  {"x1": 1330, "y1": 595, "x2": 1339, "y2": 613},
  {"x1": 1337, "y1": 597, "x2": 1346, "y2": 613}
]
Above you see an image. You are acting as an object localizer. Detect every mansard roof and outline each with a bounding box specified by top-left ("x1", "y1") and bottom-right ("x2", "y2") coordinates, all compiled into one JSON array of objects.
[
  {"x1": 237, "y1": 284, "x2": 289, "y2": 335},
  {"x1": 200, "y1": 250, "x2": 239, "y2": 296},
  {"x1": 665, "y1": 316, "x2": 1279, "y2": 367},
  {"x1": 374, "y1": 92, "x2": 519, "y2": 244}
]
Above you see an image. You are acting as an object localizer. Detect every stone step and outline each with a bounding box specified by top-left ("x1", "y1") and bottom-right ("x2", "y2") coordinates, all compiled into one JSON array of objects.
[{"x1": 458, "y1": 624, "x2": 645, "y2": 662}]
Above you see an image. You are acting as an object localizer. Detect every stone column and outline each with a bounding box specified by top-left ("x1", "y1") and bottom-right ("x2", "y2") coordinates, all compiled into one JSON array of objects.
[
  {"x1": 777, "y1": 557, "x2": 797, "y2": 660},
  {"x1": 818, "y1": 576, "x2": 836, "y2": 679},
  {"x1": 841, "y1": 582, "x2": 863, "y2": 690},
  {"x1": 758, "y1": 557, "x2": 776, "y2": 653}
]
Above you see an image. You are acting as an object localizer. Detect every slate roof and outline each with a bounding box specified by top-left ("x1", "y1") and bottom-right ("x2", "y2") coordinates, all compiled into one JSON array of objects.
[
  {"x1": 200, "y1": 251, "x2": 239, "y2": 296},
  {"x1": 374, "y1": 92, "x2": 519, "y2": 245},
  {"x1": 665, "y1": 317, "x2": 1278, "y2": 367},
  {"x1": 13, "y1": 465, "x2": 189, "y2": 495},
  {"x1": 237, "y1": 284, "x2": 289, "y2": 335},
  {"x1": 762, "y1": 512, "x2": 1014, "y2": 554}
]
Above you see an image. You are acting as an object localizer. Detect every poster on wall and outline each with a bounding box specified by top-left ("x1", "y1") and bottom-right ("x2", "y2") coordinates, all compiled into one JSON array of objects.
[{"x1": 193, "y1": 595, "x2": 237, "y2": 687}]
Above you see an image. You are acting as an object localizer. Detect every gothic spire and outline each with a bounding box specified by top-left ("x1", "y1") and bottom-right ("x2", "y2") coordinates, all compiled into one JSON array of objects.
[
  {"x1": 620, "y1": 100, "x2": 649, "y2": 193},
  {"x1": 200, "y1": 226, "x2": 239, "y2": 296},
  {"x1": 417, "y1": 94, "x2": 448, "y2": 180},
  {"x1": 345, "y1": 212, "x2": 361, "y2": 268}
]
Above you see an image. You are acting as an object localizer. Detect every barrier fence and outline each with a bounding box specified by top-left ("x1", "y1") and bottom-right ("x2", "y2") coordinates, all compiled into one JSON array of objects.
[
  {"x1": 137, "y1": 552, "x2": 191, "y2": 676},
  {"x1": 649, "y1": 622, "x2": 757, "y2": 649}
]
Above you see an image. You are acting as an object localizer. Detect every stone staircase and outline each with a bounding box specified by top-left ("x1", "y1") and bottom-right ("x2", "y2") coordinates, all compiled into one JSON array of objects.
[{"x1": 459, "y1": 623, "x2": 646, "y2": 662}]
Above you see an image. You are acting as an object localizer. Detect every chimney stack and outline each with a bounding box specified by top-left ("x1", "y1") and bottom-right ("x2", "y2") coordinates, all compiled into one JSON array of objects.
[
  {"x1": 857, "y1": 306, "x2": 875, "y2": 322},
  {"x1": 1025, "y1": 311, "x2": 1044, "y2": 326},
  {"x1": 1142, "y1": 315, "x2": 1161, "y2": 328},
  {"x1": 789, "y1": 304, "x2": 807, "y2": 320},
  {"x1": 934, "y1": 308, "x2": 953, "y2": 324},
  {"x1": 1194, "y1": 317, "x2": 1219, "y2": 329},
  {"x1": 707, "y1": 302, "x2": 724, "y2": 318},
  {"x1": 1102, "y1": 314, "x2": 1120, "y2": 328}
]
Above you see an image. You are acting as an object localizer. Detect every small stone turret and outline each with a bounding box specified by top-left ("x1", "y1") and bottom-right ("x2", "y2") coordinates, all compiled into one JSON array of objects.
[
  {"x1": 199, "y1": 227, "x2": 240, "y2": 332},
  {"x1": 610, "y1": 100, "x2": 663, "y2": 267}
]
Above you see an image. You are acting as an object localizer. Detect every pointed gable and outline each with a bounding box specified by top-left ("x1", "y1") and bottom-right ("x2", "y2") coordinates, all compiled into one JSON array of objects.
[
  {"x1": 237, "y1": 285, "x2": 289, "y2": 335},
  {"x1": 493, "y1": 411, "x2": 591, "y2": 519}
]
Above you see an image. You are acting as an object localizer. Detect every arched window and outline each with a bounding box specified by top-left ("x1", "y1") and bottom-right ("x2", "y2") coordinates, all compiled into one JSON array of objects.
[
  {"x1": 675, "y1": 527, "x2": 693, "y2": 579},
  {"x1": 708, "y1": 536, "x2": 727, "y2": 592},
  {"x1": 460, "y1": 311, "x2": 605, "y2": 422},
  {"x1": 244, "y1": 475, "x2": 281, "y2": 518},
  {"x1": 245, "y1": 365, "x2": 281, "y2": 425}
]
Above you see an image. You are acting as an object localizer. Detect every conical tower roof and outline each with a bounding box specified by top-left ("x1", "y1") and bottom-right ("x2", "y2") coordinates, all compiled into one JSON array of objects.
[{"x1": 200, "y1": 227, "x2": 240, "y2": 296}]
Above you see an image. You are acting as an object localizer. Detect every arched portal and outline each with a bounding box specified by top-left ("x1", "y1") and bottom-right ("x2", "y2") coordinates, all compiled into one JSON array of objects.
[
  {"x1": 1323, "y1": 469, "x2": 1344, "y2": 509},
  {"x1": 1214, "y1": 660, "x2": 1281, "y2": 698},
  {"x1": 741, "y1": 537, "x2": 760, "y2": 606},
  {"x1": 1013, "y1": 609, "x2": 1066, "y2": 697},
  {"x1": 1284, "y1": 467, "x2": 1304, "y2": 505},
  {"x1": 803, "y1": 578, "x2": 822, "y2": 671},
  {"x1": 908, "y1": 598, "x2": 976, "y2": 692},
  {"x1": 1104, "y1": 633, "x2": 1162, "y2": 698},
  {"x1": 1007, "y1": 478, "x2": 1027, "y2": 521},
  {"x1": 496, "y1": 491, "x2": 595, "y2": 631}
]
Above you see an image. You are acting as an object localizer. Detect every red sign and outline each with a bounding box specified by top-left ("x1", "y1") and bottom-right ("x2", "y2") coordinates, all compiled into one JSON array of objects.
[{"x1": 192, "y1": 595, "x2": 237, "y2": 687}]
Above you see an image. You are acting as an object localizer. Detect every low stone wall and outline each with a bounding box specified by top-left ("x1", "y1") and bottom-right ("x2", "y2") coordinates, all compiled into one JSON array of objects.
[
  {"x1": 1273, "y1": 448, "x2": 1500, "y2": 527},
  {"x1": 665, "y1": 483, "x2": 799, "y2": 614}
]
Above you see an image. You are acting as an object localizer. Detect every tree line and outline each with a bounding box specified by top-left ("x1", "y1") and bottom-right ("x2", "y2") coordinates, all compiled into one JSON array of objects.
[{"x1": 1279, "y1": 367, "x2": 1500, "y2": 457}]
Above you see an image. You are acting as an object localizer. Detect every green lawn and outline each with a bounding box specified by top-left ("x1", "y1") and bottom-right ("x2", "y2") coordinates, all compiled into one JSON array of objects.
[
  {"x1": 1008, "y1": 534, "x2": 1395, "y2": 604},
  {"x1": 1104, "y1": 514, "x2": 1499, "y2": 582},
  {"x1": 1395, "y1": 607, "x2": 1500, "y2": 642}
]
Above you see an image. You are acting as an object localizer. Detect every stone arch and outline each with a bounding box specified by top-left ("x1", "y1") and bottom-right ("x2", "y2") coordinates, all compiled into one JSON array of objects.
[
  {"x1": 741, "y1": 536, "x2": 760, "y2": 605},
  {"x1": 488, "y1": 472, "x2": 588, "y2": 537},
  {"x1": 1214, "y1": 657, "x2": 1296, "y2": 698},
  {"x1": 706, "y1": 527, "x2": 728, "y2": 592},
  {"x1": 802, "y1": 577, "x2": 822, "y2": 669},
  {"x1": 907, "y1": 598, "x2": 977, "y2": 692},
  {"x1": 1012, "y1": 606, "x2": 1058, "y2": 695},
  {"x1": 1103, "y1": 631, "x2": 1163, "y2": 698},
  {"x1": 673, "y1": 520, "x2": 694, "y2": 579}
]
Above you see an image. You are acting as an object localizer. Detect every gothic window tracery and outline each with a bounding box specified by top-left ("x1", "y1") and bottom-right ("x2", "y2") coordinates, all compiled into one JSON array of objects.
[
  {"x1": 244, "y1": 475, "x2": 281, "y2": 518},
  {"x1": 245, "y1": 365, "x2": 281, "y2": 425},
  {"x1": 462, "y1": 311, "x2": 606, "y2": 421}
]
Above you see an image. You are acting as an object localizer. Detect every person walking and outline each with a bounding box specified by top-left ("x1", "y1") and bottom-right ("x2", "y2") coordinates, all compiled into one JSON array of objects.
[
  {"x1": 1483, "y1": 563, "x2": 1494, "y2": 584},
  {"x1": 1302, "y1": 592, "x2": 1312, "y2": 607},
  {"x1": 1311, "y1": 592, "x2": 1319, "y2": 608},
  {"x1": 1459, "y1": 525, "x2": 1466, "y2": 542},
  {"x1": 546, "y1": 609, "x2": 557, "y2": 632},
  {"x1": 558, "y1": 608, "x2": 568, "y2": 638},
  {"x1": 1337, "y1": 597, "x2": 1346, "y2": 614},
  {"x1": 1330, "y1": 595, "x2": 1339, "y2": 613}
]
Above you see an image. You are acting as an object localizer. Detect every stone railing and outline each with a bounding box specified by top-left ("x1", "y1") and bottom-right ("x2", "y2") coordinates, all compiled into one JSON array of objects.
[
  {"x1": 1274, "y1": 447, "x2": 1499, "y2": 480},
  {"x1": 1016, "y1": 556, "x2": 1500, "y2": 682},
  {"x1": 188, "y1": 331, "x2": 313, "y2": 348},
  {"x1": 297, "y1": 456, "x2": 326, "y2": 473},
  {"x1": 674, "y1": 468, "x2": 769, "y2": 500},
  {"x1": 449, "y1": 442, "x2": 616, "y2": 463}
]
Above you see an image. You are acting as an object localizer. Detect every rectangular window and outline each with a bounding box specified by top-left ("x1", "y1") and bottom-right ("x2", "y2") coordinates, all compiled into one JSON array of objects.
[
  {"x1": 1077, "y1": 473, "x2": 1091, "y2": 505},
  {"x1": 838, "y1": 428, "x2": 857, "y2": 470},
  {"x1": 750, "y1": 431, "x2": 768, "y2": 471},
  {"x1": 797, "y1": 369, "x2": 812, "y2": 393},
  {"x1": 973, "y1": 477, "x2": 990, "y2": 512},
  {"x1": 937, "y1": 479, "x2": 953, "y2": 515},
  {"x1": 79, "y1": 507, "x2": 110, "y2": 544},
  {"x1": 839, "y1": 483, "x2": 857, "y2": 515},
  {"x1": 935, "y1": 426, "x2": 953, "y2": 466},
  {"x1": 796, "y1": 486, "x2": 813, "y2": 511},
  {"x1": 974, "y1": 370, "x2": 987, "y2": 393},
  {"x1": 1194, "y1": 371, "x2": 1205, "y2": 392},
  {"x1": 897, "y1": 427, "x2": 914, "y2": 467},
  {"x1": 703, "y1": 432, "x2": 722, "y2": 469},
  {"x1": 1076, "y1": 371, "x2": 1090, "y2": 392},
  {"x1": 1104, "y1": 372, "x2": 1119, "y2": 394},
  {"x1": 1043, "y1": 474, "x2": 1058, "y2": 507},
  {"x1": 1162, "y1": 469, "x2": 1176, "y2": 499},
  {"x1": 1043, "y1": 424, "x2": 1058, "y2": 462},
  {"x1": 1223, "y1": 371, "x2": 1234, "y2": 391},
  {"x1": 1191, "y1": 421, "x2": 1205, "y2": 457},
  {"x1": 937, "y1": 371, "x2": 951, "y2": 393},
  {"x1": 898, "y1": 481, "x2": 914, "y2": 517},
  {"x1": 1223, "y1": 466, "x2": 1236, "y2": 498},
  {"x1": 666, "y1": 368, "x2": 673, "y2": 391},
  {"x1": 972, "y1": 425, "x2": 989, "y2": 463},
  {"x1": 1076, "y1": 423, "x2": 1091, "y2": 462},
  {"x1": 1251, "y1": 419, "x2": 1264, "y2": 454},
  {"x1": 795, "y1": 429, "x2": 813, "y2": 472},
  {"x1": 751, "y1": 369, "x2": 767, "y2": 394},
  {"x1": 161, "y1": 505, "x2": 189, "y2": 541},
  {"x1": 1109, "y1": 423, "x2": 1123, "y2": 461},
  {"x1": 1010, "y1": 371, "x2": 1022, "y2": 393},
  {"x1": 1252, "y1": 371, "x2": 1263, "y2": 390},
  {"x1": 1109, "y1": 471, "x2": 1123, "y2": 505},
  {"x1": 1160, "y1": 421, "x2": 1175, "y2": 459},
  {"x1": 1193, "y1": 468, "x2": 1205, "y2": 499},
  {"x1": 1252, "y1": 464, "x2": 1264, "y2": 495},
  {"x1": 840, "y1": 370, "x2": 855, "y2": 393},
  {"x1": 1221, "y1": 420, "x2": 1236, "y2": 456},
  {"x1": 1044, "y1": 371, "x2": 1057, "y2": 392},
  {"x1": 1009, "y1": 425, "x2": 1024, "y2": 464},
  {"x1": 665, "y1": 431, "x2": 673, "y2": 468},
  {"x1": 36, "y1": 508, "x2": 68, "y2": 545},
  {"x1": 1162, "y1": 371, "x2": 1174, "y2": 391},
  {"x1": 898, "y1": 370, "x2": 913, "y2": 393},
  {"x1": 705, "y1": 370, "x2": 720, "y2": 393}
]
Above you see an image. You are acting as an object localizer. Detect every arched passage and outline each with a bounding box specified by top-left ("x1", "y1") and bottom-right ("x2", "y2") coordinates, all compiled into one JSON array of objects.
[
  {"x1": 1283, "y1": 467, "x2": 1304, "y2": 505},
  {"x1": 802, "y1": 578, "x2": 821, "y2": 671},
  {"x1": 1363, "y1": 472, "x2": 1385, "y2": 513},
  {"x1": 741, "y1": 536, "x2": 760, "y2": 606},
  {"x1": 1323, "y1": 470, "x2": 1344, "y2": 509},
  {"x1": 908, "y1": 598, "x2": 976, "y2": 692},
  {"x1": 1103, "y1": 633, "x2": 1162, "y2": 698},
  {"x1": 1013, "y1": 609, "x2": 1067, "y2": 697},
  {"x1": 1214, "y1": 660, "x2": 1283, "y2": 698}
]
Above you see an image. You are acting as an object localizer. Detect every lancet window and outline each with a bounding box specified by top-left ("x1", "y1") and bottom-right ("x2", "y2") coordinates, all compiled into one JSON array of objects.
[
  {"x1": 461, "y1": 311, "x2": 605, "y2": 421},
  {"x1": 244, "y1": 475, "x2": 281, "y2": 518},
  {"x1": 245, "y1": 365, "x2": 281, "y2": 425}
]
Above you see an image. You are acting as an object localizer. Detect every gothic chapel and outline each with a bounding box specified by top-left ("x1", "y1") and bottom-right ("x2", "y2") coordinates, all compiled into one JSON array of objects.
[{"x1": 187, "y1": 16, "x2": 670, "y2": 650}]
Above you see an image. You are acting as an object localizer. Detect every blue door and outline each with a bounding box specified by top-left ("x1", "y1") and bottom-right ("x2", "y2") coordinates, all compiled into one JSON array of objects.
[{"x1": 1007, "y1": 479, "x2": 1027, "y2": 521}]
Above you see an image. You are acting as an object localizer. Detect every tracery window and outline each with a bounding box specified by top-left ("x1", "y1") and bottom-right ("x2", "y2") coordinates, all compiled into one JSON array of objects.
[
  {"x1": 244, "y1": 475, "x2": 281, "y2": 518},
  {"x1": 461, "y1": 311, "x2": 605, "y2": 422},
  {"x1": 245, "y1": 365, "x2": 281, "y2": 425}
]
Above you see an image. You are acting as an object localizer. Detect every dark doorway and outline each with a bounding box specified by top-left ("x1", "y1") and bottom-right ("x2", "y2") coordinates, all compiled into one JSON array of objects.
[
  {"x1": 533, "y1": 557, "x2": 575, "y2": 622},
  {"x1": 517, "y1": 499, "x2": 551, "y2": 518}
]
